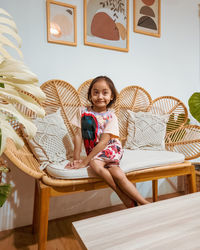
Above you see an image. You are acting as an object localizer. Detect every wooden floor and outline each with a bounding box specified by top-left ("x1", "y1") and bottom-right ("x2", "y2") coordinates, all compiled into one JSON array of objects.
[{"x1": 0, "y1": 192, "x2": 184, "y2": 250}]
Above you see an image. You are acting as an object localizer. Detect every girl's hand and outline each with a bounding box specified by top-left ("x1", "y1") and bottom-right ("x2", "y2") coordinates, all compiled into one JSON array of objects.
[{"x1": 65, "y1": 160, "x2": 87, "y2": 169}]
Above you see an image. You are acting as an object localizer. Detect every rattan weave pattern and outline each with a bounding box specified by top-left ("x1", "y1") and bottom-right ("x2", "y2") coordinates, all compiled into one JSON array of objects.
[
  {"x1": 77, "y1": 79, "x2": 92, "y2": 107},
  {"x1": 151, "y1": 96, "x2": 188, "y2": 133},
  {"x1": 41, "y1": 79, "x2": 81, "y2": 138}
]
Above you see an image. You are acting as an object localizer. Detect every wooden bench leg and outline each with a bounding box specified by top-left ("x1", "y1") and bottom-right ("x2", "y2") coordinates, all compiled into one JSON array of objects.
[
  {"x1": 38, "y1": 183, "x2": 51, "y2": 250},
  {"x1": 32, "y1": 179, "x2": 40, "y2": 234},
  {"x1": 152, "y1": 180, "x2": 158, "y2": 202},
  {"x1": 187, "y1": 165, "x2": 197, "y2": 193}
]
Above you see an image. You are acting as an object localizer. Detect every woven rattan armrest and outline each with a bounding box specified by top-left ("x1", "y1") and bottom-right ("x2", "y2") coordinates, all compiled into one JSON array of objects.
[
  {"x1": 4, "y1": 139, "x2": 43, "y2": 179},
  {"x1": 165, "y1": 124, "x2": 200, "y2": 160}
]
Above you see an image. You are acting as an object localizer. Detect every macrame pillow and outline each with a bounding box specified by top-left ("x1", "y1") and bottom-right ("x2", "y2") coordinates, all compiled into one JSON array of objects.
[
  {"x1": 22, "y1": 109, "x2": 74, "y2": 167},
  {"x1": 124, "y1": 111, "x2": 169, "y2": 151}
]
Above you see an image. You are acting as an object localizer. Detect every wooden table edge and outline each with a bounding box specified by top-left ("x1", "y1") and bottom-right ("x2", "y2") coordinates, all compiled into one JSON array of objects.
[{"x1": 72, "y1": 223, "x2": 87, "y2": 250}]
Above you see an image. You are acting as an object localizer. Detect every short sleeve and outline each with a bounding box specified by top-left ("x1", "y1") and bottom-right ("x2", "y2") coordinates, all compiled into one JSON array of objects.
[
  {"x1": 103, "y1": 113, "x2": 119, "y2": 137},
  {"x1": 71, "y1": 107, "x2": 82, "y2": 128}
]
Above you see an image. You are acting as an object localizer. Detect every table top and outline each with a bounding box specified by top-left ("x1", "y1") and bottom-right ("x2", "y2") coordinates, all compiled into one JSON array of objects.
[{"x1": 72, "y1": 192, "x2": 200, "y2": 250}]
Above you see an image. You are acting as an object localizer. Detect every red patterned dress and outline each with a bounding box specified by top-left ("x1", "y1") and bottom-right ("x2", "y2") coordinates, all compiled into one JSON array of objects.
[{"x1": 71, "y1": 107, "x2": 123, "y2": 167}]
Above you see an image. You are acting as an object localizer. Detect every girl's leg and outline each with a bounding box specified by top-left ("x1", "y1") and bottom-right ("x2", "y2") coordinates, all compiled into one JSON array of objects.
[
  {"x1": 108, "y1": 166, "x2": 150, "y2": 205},
  {"x1": 90, "y1": 160, "x2": 136, "y2": 208}
]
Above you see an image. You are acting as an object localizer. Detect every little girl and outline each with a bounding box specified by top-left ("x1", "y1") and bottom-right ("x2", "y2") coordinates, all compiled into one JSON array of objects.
[{"x1": 66, "y1": 76, "x2": 149, "y2": 207}]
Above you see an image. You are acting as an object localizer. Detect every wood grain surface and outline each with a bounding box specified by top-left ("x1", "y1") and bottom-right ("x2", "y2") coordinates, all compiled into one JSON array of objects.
[{"x1": 73, "y1": 192, "x2": 200, "y2": 250}]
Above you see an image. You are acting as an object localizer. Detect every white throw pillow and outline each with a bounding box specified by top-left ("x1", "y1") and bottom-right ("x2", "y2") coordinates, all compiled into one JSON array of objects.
[
  {"x1": 124, "y1": 111, "x2": 169, "y2": 151},
  {"x1": 22, "y1": 109, "x2": 74, "y2": 166}
]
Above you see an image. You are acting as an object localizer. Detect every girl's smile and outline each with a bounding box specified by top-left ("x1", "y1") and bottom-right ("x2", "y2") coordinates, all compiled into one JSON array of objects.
[{"x1": 91, "y1": 80, "x2": 113, "y2": 112}]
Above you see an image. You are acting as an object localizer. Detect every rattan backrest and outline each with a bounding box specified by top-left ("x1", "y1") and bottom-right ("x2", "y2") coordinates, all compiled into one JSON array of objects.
[
  {"x1": 41, "y1": 79, "x2": 81, "y2": 138},
  {"x1": 150, "y1": 96, "x2": 188, "y2": 134},
  {"x1": 118, "y1": 85, "x2": 152, "y2": 140},
  {"x1": 7, "y1": 92, "x2": 41, "y2": 137},
  {"x1": 77, "y1": 79, "x2": 92, "y2": 107}
]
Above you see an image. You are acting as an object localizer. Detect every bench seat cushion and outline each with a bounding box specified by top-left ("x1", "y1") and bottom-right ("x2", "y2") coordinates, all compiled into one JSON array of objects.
[{"x1": 45, "y1": 149, "x2": 185, "y2": 179}]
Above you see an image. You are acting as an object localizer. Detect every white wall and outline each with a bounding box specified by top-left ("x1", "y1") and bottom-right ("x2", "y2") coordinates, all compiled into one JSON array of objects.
[{"x1": 1, "y1": 0, "x2": 200, "y2": 231}]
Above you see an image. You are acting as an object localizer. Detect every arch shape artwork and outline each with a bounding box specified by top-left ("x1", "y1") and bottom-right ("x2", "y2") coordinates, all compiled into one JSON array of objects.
[
  {"x1": 84, "y1": 0, "x2": 129, "y2": 52},
  {"x1": 134, "y1": 0, "x2": 160, "y2": 37}
]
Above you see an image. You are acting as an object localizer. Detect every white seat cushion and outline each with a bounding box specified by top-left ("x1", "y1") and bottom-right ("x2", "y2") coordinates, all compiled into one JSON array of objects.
[
  {"x1": 120, "y1": 149, "x2": 185, "y2": 172},
  {"x1": 45, "y1": 149, "x2": 185, "y2": 179}
]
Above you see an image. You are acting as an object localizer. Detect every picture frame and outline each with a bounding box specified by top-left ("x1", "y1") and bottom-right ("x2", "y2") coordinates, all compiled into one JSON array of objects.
[
  {"x1": 84, "y1": 0, "x2": 129, "y2": 52},
  {"x1": 133, "y1": 0, "x2": 161, "y2": 37},
  {"x1": 46, "y1": 0, "x2": 77, "y2": 46}
]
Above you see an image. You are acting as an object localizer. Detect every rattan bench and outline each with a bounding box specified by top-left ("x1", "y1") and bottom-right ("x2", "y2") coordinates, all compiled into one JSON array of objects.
[{"x1": 4, "y1": 79, "x2": 200, "y2": 250}]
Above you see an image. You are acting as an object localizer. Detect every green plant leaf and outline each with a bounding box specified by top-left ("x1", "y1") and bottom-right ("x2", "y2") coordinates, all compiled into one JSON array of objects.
[
  {"x1": 0, "y1": 184, "x2": 12, "y2": 207},
  {"x1": 166, "y1": 113, "x2": 188, "y2": 133},
  {"x1": 0, "y1": 166, "x2": 9, "y2": 173},
  {"x1": 0, "y1": 83, "x2": 4, "y2": 88},
  {"x1": 188, "y1": 92, "x2": 200, "y2": 122}
]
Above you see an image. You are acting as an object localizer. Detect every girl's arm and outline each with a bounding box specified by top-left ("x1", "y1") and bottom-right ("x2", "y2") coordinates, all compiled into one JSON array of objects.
[
  {"x1": 65, "y1": 127, "x2": 82, "y2": 168},
  {"x1": 73, "y1": 127, "x2": 82, "y2": 160},
  {"x1": 70, "y1": 133, "x2": 111, "y2": 169}
]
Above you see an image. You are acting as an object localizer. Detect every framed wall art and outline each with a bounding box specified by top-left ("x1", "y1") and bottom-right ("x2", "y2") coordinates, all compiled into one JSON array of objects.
[
  {"x1": 46, "y1": 0, "x2": 77, "y2": 46},
  {"x1": 134, "y1": 0, "x2": 160, "y2": 37},
  {"x1": 84, "y1": 0, "x2": 129, "y2": 52}
]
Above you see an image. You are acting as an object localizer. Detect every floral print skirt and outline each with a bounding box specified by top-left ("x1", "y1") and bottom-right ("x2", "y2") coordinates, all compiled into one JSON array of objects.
[{"x1": 93, "y1": 139, "x2": 123, "y2": 167}]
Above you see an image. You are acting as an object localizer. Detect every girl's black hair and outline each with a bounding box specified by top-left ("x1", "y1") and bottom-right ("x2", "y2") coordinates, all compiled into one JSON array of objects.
[{"x1": 87, "y1": 76, "x2": 117, "y2": 108}]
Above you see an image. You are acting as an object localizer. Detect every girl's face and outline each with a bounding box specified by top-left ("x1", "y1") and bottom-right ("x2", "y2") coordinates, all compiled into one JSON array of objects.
[{"x1": 90, "y1": 80, "x2": 113, "y2": 112}]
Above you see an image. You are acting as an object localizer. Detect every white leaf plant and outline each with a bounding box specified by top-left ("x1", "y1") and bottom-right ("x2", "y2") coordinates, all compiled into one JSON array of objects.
[{"x1": 0, "y1": 8, "x2": 46, "y2": 155}]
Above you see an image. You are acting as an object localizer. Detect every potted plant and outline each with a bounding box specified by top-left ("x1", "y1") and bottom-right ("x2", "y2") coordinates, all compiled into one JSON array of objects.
[{"x1": 0, "y1": 8, "x2": 46, "y2": 206}]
